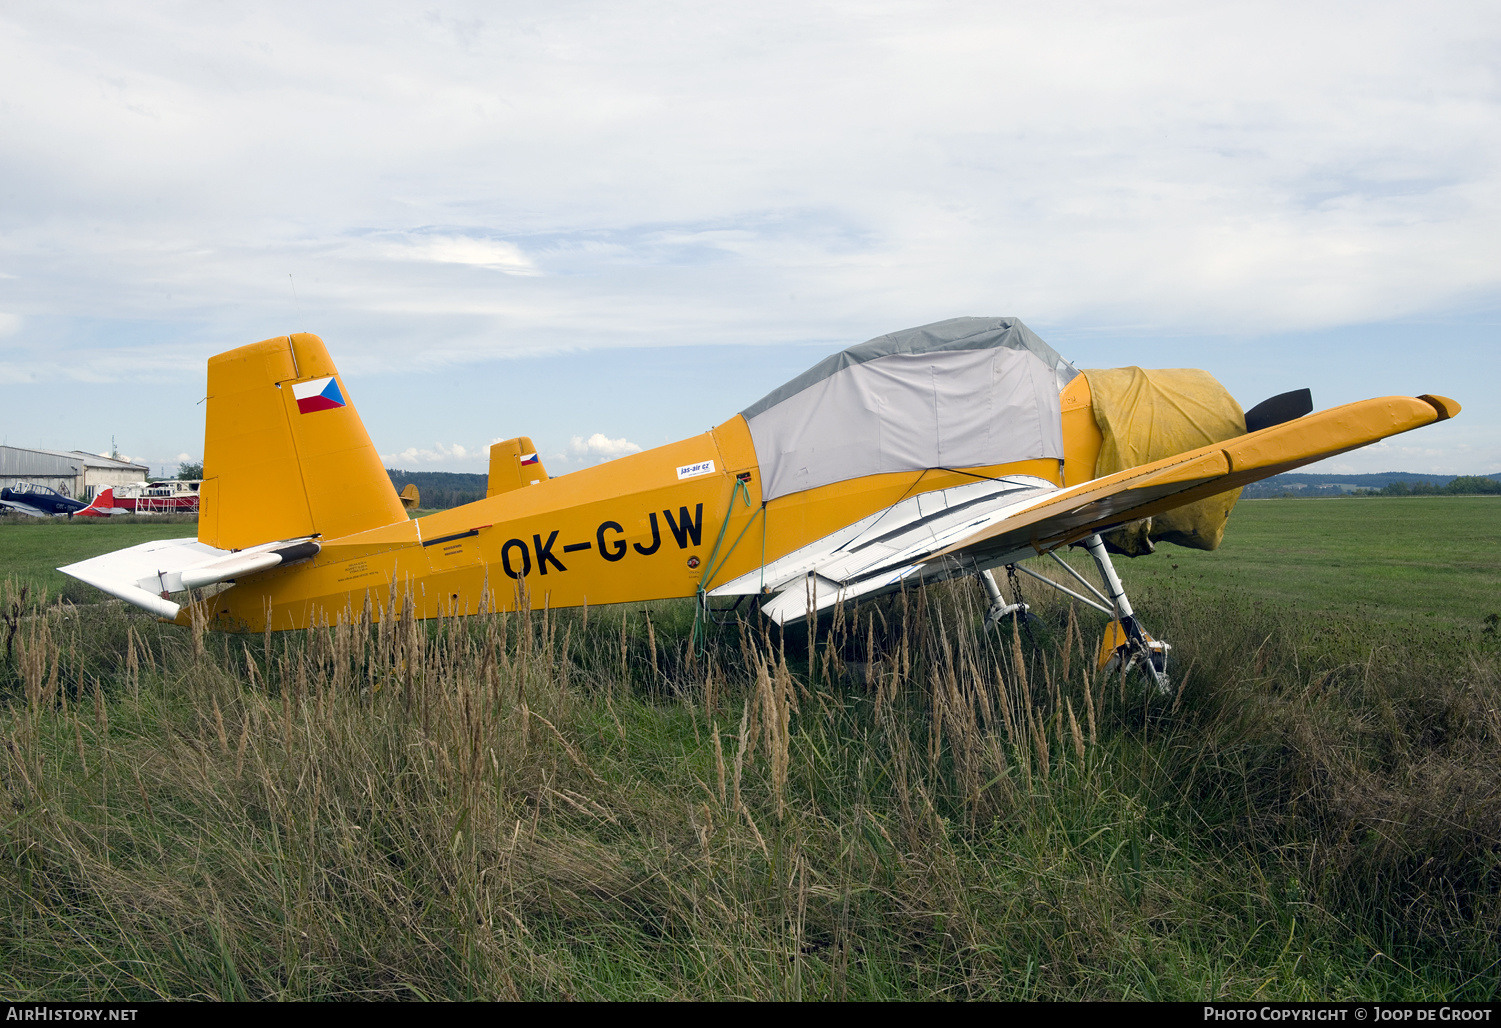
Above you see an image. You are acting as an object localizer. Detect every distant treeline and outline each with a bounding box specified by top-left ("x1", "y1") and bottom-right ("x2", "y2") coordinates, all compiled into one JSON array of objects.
[
  {"x1": 386, "y1": 467, "x2": 1499, "y2": 507},
  {"x1": 385, "y1": 469, "x2": 488, "y2": 509},
  {"x1": 1363, "y1": 476, "x2": 1501, "y2": 497},
  {"x1": 1244, "y1": 472, "x2": 1501, "y2": 499}
]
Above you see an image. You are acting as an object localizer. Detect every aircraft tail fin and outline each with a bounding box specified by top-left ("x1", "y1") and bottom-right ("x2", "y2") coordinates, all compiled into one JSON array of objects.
[
  {"x1": 487, "y1": 437, "x2": 549, "y2": 497},
  {"x1": 76, "y1": 488, "x2": 115, "y2": 517},
  {"x1": 199, "y1": 333, "x2": 406, "y2": 550}
]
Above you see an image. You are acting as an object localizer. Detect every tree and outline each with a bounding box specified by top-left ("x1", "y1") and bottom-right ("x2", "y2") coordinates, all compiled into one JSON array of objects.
[
  {"x1": 177, "y1": 460, "x2": 204, "y2": 480},
  {"x1": 1446, "y1": 476, "x2": 1501, "y2": 495}
]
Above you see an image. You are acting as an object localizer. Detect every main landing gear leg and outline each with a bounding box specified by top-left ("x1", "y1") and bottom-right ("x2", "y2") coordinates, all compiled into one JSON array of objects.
[
  {"x1": 1081, "y1": 533, "x2": 1172, "y2": 696},
  {"x1": 978, "y1": 568, "x2": 1027, "y2": 629}
]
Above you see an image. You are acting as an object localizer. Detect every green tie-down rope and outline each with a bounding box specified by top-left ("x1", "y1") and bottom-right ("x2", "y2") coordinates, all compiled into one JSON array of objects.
[{"x1": 692, "y1": 476, "x2": 760, "y2": 654}]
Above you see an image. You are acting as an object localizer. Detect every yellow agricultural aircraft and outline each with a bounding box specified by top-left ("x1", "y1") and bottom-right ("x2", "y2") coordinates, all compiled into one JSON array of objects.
[{"x1": 61, "y1": 317, "x2": 1460, "y2": 691}]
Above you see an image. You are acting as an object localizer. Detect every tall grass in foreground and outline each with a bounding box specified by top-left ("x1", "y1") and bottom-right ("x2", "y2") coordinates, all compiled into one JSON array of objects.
[{"x1": 2, "y1": 576, "x2": 1499, "y2": 1000}]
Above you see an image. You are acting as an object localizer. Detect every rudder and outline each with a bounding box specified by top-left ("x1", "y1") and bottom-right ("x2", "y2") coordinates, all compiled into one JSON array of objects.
[{"x1": 200, "y1": 333, "x2": 405, "y2": 549}]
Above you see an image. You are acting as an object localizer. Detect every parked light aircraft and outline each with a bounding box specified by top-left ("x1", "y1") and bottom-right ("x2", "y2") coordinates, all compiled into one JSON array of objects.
[
  {"x1": 2, "y1": 484, "x2": 115, "y2": 518},
  {"x1": 60, "y1": 318, "x2": 1459, "y2": 689}
]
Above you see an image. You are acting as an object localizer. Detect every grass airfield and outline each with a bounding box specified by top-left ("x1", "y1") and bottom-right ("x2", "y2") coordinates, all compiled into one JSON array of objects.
[
  {"x1": 1, "y1": 498, "x2": 1499, "y2": 1000},
  {"x1": 0, "y1": 514, "x2": 198, "y2": 604},
  {"x1": 1137, "y1": 496, "x2": 1500, "y2": 639}
]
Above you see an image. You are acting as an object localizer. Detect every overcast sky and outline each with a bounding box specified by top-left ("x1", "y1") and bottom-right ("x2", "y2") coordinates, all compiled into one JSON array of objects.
[{"x1": 2, "y1": 0, "x2": 1497, "y2": 477}]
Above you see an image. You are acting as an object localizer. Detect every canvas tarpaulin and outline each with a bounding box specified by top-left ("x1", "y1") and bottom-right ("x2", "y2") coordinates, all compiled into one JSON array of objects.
[
  {"x1": 1085, "y1": 366, "x2": 1246, "y2": 554},
  {"x1": 743, "y1": 317, "x2": 1078, "y2": 501}
]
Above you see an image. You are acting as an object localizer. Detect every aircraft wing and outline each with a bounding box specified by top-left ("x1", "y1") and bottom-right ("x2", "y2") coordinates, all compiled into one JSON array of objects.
[
  {"x1": 0, "y1": 498, "x2": 53, "y2": 517},
  {"x1": 927, "y1": 393, "x2": 1458, "y2": 569},
  {"x1": 714, "y1": 393, "x2": 1457, "y2": 624}
]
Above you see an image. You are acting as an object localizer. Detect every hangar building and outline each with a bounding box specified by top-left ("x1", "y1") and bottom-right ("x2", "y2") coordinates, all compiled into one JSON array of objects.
[{"x1": 0, "y1": 446, "x2": 150, "y2": 500}]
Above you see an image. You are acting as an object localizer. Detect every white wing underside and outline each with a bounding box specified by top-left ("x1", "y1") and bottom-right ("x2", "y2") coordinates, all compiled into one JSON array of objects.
[
  {"x1": 59, "y1": 536, "x2": 318, "y2": 620},
  {"x1": 708, "y1": 475, "x2": 1059, "y2": 624}
]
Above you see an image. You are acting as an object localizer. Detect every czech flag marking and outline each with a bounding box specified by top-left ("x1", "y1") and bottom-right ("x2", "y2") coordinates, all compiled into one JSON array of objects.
[
  {"x1": 292, "y1": 376, "x2": 346, "y2": 414},
  {"x1": 519, "y1": 453, "x2": 540, "y2": 466}
]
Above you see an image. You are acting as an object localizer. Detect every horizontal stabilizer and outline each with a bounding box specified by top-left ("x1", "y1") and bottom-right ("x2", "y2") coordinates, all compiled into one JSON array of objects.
[
  {"x1": 60, "y1": 536, "x2": 321, "y2": 619},
  {"x1": 179, "y1": 540, "x2": 321, "y2": 590}
]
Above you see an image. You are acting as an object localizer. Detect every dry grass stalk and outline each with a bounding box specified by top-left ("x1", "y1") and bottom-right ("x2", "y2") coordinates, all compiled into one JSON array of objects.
[{"x1": 0, "y1": 568, "x2": 1497, "y2": 1000}]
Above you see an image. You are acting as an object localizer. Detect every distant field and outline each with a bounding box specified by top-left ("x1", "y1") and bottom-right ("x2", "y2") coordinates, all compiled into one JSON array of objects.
[
  {"x1": 1116, "y1": 496, "x2": 1501, "y2": 642},
  {"x1": 0, "y1": 516, "x2": 197, "y2": 602}
]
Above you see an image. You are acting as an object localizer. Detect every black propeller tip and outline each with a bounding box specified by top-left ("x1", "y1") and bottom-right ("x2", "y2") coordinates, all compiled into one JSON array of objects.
[{"x1": 1244, "y1": 388, "x2": 1313, "y2": 434}]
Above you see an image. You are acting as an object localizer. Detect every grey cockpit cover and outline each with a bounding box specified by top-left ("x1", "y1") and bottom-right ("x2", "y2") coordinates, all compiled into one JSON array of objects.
[{"x1": 742, "y1": 317, "x2": 1078, "y2": 502}]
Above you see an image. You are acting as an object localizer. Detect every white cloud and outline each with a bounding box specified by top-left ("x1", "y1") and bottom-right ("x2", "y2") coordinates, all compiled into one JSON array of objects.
[
  {"x1": 0, "y1": 1, "x2": 1496, "y2": 472},
  {"x1": 373, "y1": 235, "x2": 537, "y2": 275},
  {"x1": 381, "y1": 442, "x2": 470, "y2": 466},
  {"x1": 568, "y1": 433, "x2": 641, "y2": 462},
  {"x1": 2, "y1": 0, "x2": 1497, "y2": 361}
]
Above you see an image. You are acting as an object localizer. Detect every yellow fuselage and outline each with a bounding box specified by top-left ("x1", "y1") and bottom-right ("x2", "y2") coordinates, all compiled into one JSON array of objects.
[{"x1": 195, "y1": 418, "x2": 1072, "y2": 631}]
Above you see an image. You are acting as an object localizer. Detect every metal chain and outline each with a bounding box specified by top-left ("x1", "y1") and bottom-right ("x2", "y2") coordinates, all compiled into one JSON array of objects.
[{"x1": 1005, "y1": 563, "x2": 1039, "y2": 650}]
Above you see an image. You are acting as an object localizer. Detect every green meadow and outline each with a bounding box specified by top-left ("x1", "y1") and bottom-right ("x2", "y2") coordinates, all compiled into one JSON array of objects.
[
  {"x1": 0, "y1": 514, "x2": 199, "y2": 604},
  {"x1": 1, "y1": 497, "x2": 1498, "y2": 1000},
  {"x1": 1133, "y1": 496, "x2": 1501, "y2": 640}
]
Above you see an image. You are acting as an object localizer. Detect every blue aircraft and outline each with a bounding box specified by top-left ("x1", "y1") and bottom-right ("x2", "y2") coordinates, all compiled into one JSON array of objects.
[{"x1": 0, "y1": 483, "x2": 110, "y2": 517}]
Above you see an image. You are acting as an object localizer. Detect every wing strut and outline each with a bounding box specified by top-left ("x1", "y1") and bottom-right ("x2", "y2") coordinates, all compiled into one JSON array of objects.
[
  {"x1": 1080, "y1": 533, "x2": 1171, "y2": 695},
  {"x1": 1010, "y1": 562, "x2": 1113, "y2": 617},
  {"x1": 978, "y1": 534, "x2": 1172, "y2": 695}
]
